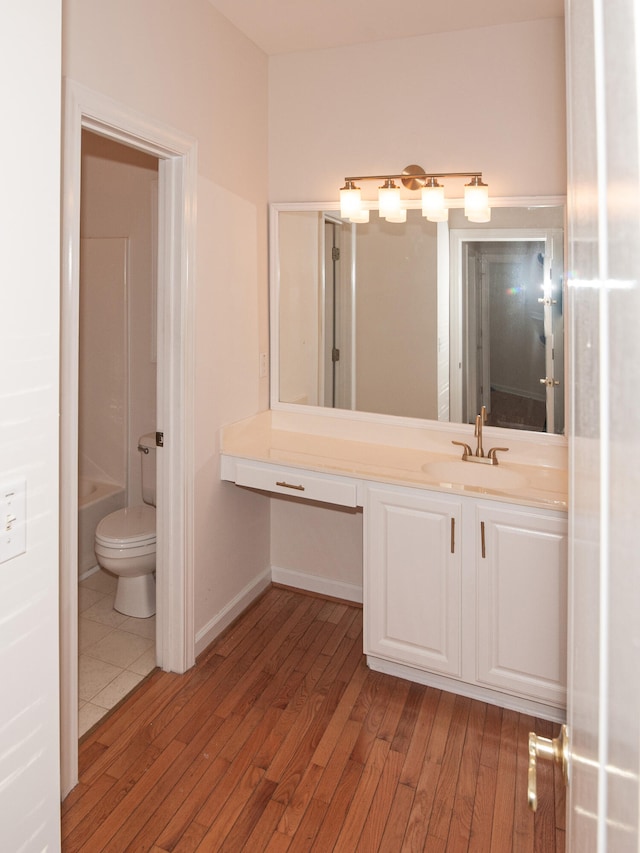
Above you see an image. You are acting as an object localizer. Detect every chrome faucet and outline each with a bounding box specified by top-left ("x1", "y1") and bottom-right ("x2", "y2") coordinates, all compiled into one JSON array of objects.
[{"x1": 474, "y1": 405, "x2": 487, "y2": 457}]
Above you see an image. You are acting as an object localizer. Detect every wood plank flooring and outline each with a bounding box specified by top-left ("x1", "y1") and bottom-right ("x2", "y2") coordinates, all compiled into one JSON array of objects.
[{"x1": 62, "y1": 586, "x2": 565, "y2": 851}]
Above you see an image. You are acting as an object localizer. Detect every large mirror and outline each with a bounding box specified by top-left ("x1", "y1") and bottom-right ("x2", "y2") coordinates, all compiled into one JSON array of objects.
[{"x1": 271, "y1": 198, "x2": 565, "y2": 434}]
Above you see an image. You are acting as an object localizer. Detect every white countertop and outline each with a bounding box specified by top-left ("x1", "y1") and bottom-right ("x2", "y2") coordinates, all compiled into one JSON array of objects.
[{"x1": 220, "y1": 411, "x2": 568, "y2": 512}]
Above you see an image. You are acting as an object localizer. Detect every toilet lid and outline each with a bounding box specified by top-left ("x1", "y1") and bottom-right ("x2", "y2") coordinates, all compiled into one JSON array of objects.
[{"x1": 95, "y1": 505, "x2": 156, "y2": 547}]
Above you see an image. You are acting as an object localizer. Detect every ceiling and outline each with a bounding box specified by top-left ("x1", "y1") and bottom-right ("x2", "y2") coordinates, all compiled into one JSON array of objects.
[{"x1": 207, "y1": 0, "x2": 564, "y2": 56}]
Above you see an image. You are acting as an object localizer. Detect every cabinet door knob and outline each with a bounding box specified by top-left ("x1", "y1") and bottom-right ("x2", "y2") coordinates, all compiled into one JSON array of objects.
[
  {"x1": 450, "y1": 517, "x2": 455, "y2": 554},
  {"x1": 528, "y1": 724, "x2": 569, "y2": 811},
  {"x1": 480, "y1": 521, "x2": 486, "y2": 558}
]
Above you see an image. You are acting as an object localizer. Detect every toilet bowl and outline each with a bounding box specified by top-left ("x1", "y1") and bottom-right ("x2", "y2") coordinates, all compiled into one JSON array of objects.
[{"x1": 95, "y1": 504, "x2": 156, "y2": 618}]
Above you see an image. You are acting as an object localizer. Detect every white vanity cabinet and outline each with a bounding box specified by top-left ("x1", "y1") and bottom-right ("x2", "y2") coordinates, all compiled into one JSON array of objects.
[
  {"x1": 364, "y1": 483, "x2": 568, "y2": 716},
  {"x1": 220, "y1": 414, "x2": 568, "y2": 720},
  {"x1": 364, "y1": 485, "x2": 462, "y2": 677},
  {"x1": 474, "y1": 502, "x2": 568, "y2": 707}
]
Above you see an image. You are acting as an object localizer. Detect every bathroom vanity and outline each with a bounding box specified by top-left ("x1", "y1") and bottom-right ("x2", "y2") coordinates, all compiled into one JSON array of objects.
[
  {"x1": 220, "y1": 409, "x2": 568, "y2": 723},
  {"x1": 221, "y1": 194, "x2": 568, "y2": 722}
]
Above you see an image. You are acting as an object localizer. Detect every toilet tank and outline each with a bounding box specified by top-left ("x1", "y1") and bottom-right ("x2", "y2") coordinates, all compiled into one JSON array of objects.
[{"x1": 138, "y1": 432, "x2": 157, "y2": 507}]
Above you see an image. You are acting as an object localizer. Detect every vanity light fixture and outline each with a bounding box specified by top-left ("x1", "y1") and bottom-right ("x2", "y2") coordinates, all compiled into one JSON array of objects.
[{"x1": 338, "y1": 164, "x2": 490, "y2": 223}]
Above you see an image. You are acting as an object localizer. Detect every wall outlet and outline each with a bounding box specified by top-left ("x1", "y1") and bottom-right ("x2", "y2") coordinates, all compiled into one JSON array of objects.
[{"x1": 259, "y1": 352, "x2": 268, "y2": 378}]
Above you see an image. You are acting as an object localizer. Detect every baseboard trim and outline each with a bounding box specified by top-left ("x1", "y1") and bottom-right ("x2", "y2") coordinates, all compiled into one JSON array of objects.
[
  {"x1": 271, "y1": 565, "x2": 363, "y2": 604},
  {"x1": 194, "y1": 568, "x2": 272, "y2": 657},
  {"x1": 78, "y1": 564, "x2": 101, "y2": 583},
  {"x1": 366, "y1": 655, "x2": 566, "y2": 724}
]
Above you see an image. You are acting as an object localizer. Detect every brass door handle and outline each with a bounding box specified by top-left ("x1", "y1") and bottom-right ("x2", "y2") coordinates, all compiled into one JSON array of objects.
[{"x1": 528, "y1": 724, "x2": 569, "y2": 811}]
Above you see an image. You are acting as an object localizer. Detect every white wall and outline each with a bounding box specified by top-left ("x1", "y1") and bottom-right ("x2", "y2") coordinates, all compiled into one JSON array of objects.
[
  {"x1": 0, "y1": 2, "x2": 62, "y2": 849},
  {"x1": 63, "y1": 0, "x2": 271, "y2": 640},
  {"x1": 269, "y1": 19, "x2": 566, "y2": 202},
  {"x1": 268, "y1": 18, "x2": 567, "y2": 594},
  {"x1": 355, "y1": 212, "x2": 438, "y2": 419}
]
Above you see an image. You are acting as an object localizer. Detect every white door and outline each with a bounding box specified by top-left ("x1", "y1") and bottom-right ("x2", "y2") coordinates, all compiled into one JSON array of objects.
[{"x1": 546, "y1": 0, "x2": 640, "y2": 848}]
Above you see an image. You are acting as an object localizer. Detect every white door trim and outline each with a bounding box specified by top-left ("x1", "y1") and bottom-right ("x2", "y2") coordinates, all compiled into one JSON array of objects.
[{"x1": 60, "y1": 79, "x2": 196, "y2": 797}]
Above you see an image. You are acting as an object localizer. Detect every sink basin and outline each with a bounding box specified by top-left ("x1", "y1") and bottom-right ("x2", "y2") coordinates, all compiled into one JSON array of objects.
[{"x1": 422, "y1": 459, "x2": 527, "y2": 491}]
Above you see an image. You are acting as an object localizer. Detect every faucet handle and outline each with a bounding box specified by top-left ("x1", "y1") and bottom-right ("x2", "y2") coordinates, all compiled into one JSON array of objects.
[
  {"x1": 487, "y1": 447, "x2": 509, "y2": 464},
  {"x1": 481, "y1": 405, "x2": 487, "y2": 423},
  {"x1": 452, "y1": 440, "x2": 472, "y2": 459}
]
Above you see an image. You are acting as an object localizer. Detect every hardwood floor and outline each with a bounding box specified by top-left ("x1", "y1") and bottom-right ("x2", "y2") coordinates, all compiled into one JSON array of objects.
[{"x1": 62, "y1": 586, "x2": 565, "y2": 851}]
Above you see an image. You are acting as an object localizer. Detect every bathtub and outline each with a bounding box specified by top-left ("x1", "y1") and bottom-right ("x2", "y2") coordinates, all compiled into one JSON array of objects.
[{"x1": 78, "y1": 477, "x2": 125, "y2": 579}]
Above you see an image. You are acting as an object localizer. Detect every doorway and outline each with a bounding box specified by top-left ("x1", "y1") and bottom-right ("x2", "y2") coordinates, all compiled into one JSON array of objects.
[
  {"x1": 60, "y1": 80, "x2": 196, "y2": 797},
  {"x1": 77, "y1": 132, "x2": 159, "y2": 736},
  {"x1": 451, "y1": 227, "x2": 564, "y2": 433},
  {"x1": 322, "y1": 215, "x2": 354, "y2": 410}
]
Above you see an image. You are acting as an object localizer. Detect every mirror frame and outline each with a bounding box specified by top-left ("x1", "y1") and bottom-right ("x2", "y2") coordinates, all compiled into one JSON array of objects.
[{"x1": 269, "y1": 196, "x2": 567, "y2": 445}]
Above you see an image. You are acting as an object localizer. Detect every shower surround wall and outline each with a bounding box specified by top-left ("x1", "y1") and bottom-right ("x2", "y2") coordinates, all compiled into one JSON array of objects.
[
  {"x1": 78, "y1": 237, "x2": 128, "y2": 575},
  {"x1": 79, "y1": 237, "x2": 127, "y2": 490}
]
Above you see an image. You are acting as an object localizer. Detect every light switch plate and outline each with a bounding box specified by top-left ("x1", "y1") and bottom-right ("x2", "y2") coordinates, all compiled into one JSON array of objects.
[{"x1": 0, "y1": 479, "x2": 26, "y2": 564}]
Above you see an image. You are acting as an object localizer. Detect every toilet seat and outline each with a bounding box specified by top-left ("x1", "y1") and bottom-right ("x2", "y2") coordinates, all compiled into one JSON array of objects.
[{"x1": 95, "y1": 505, "x2": 156, "y2": 550}]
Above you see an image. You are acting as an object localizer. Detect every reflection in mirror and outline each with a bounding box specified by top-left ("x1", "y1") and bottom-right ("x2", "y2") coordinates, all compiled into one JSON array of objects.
[{"x1": 272, "y1": 199, "x2": 565, "y2": 435}]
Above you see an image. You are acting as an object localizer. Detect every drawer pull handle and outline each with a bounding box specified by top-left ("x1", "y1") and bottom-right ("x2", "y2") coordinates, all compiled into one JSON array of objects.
[
  {"x1": 276, "y1": 480, "x2": 305, "y2": 492},
  {"x1": 481, "y1": 521, "x2": 486, "y2": 558}
]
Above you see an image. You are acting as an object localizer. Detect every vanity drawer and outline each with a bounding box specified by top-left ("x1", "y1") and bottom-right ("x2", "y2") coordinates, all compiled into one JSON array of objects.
[{"x1": 234, "y1": 461, "x2": 358, "y2": 507}]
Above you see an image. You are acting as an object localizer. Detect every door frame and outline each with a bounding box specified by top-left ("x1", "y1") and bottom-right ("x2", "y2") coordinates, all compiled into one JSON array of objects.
[
  {"x1": 60, "y1": 79, "x2": 196, "y2": 796},
  {"x1": 449, "y1": 227, "x2": 561, "y2": 428}
]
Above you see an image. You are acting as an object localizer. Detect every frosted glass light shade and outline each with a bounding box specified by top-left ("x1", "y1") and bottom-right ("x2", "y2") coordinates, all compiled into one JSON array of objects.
[
  {"x1": 385, "y1": 208, "x2": 407, "y2": 223},
  {"x1": 427, "y1": 207, "x2": 449, "y2": 222},
  {"x1": 349, "y1": 208, "x2": 370, "y2": 223},
  {"x1": 378, "y1": 181, "x2": 401, "y2": 218},
  {"x1": 467, "y1": 207, "x2": 491, "y2": 223},
  {"x1": 464, "y1": 177, "x2": 489, "y2": 215},
  {"x1": 340, "y1": 183, "x2": 362, "y2": 218},
  {"x1": 421, "y1": 183, "x2": 446, "y2": 220}
]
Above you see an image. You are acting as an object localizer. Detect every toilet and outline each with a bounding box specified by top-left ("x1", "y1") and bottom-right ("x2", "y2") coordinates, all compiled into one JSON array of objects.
[{"x1": 94, "y1": 433, "x2": 157, "y2": 618}]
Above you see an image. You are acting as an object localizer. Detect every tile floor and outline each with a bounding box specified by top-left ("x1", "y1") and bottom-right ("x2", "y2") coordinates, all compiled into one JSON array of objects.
[{"x1": 78, "y1": 569, "x2": 156, "y2": 737}]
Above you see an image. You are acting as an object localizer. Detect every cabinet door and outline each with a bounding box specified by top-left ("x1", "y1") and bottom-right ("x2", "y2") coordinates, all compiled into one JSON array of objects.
[
  {"x1": 476, "y1": 503, "x2": 567, "y2": 706},
  {"x1": 365, "y1": 486, "x2": 462, "y2": 676}
]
